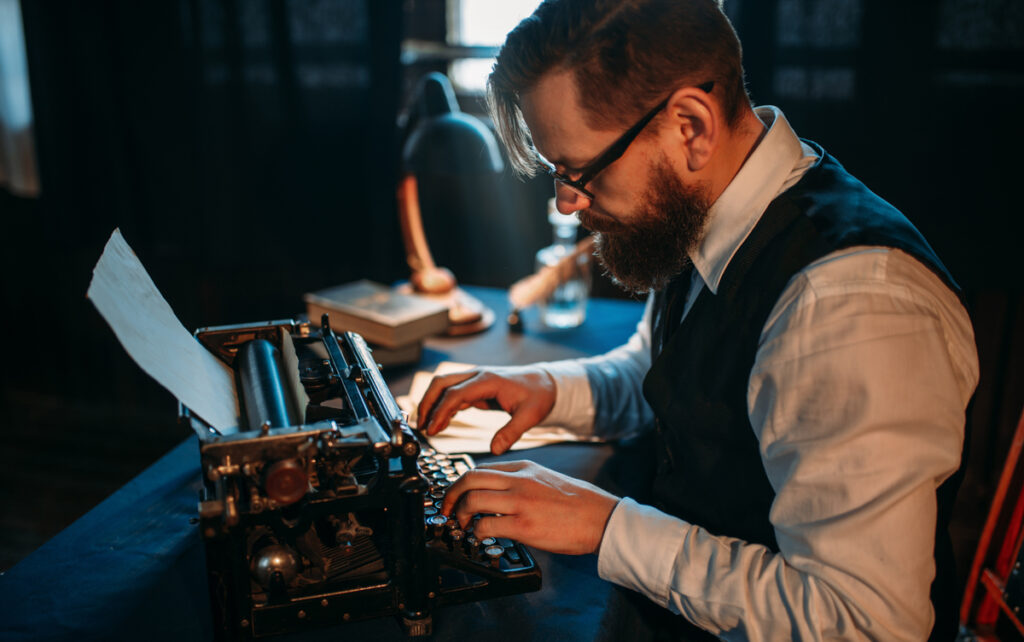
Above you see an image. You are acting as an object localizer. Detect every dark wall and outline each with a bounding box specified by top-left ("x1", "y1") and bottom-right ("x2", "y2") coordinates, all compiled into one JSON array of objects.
[{"x1": 732, "y1": 0, "x2": 1024, "y2": 290}]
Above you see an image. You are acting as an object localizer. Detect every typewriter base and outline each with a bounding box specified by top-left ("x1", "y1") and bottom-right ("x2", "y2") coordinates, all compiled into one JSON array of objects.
[{"x1": 203, "y1": 458, "x2": 541, "y2": 640}]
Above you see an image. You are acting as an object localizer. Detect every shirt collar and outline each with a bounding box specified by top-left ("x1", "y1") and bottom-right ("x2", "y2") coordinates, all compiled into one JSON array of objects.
[{"x1": 689, "y1": 106, "x2": 814, "y2": 294}]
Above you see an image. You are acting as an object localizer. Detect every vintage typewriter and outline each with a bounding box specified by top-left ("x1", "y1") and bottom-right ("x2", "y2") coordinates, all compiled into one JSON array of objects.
[{"x1": 183, "y1": 317, "x2": 540, "y2": 640}]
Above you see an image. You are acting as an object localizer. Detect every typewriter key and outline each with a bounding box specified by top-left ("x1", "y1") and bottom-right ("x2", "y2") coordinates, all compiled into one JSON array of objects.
[
  {"x1": 427, "y1": 514, "x2": 448, "y2": 537},
  {"x1": 484, "y1": 545, "x2": 504, "y2": 567}
]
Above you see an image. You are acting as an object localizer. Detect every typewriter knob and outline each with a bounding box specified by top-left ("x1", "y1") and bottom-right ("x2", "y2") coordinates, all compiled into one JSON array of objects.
[
  {"x1": 264, "y1": 459, "x2": 308, "y2": 505},
  {"x1": 252, "y1": 544, "x2": 300, "y2": 589}
]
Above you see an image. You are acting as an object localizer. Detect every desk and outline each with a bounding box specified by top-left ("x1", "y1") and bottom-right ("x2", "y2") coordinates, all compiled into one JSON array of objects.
[{"x1": 0, "y1": 287, "x2": 644, "y2": 642}]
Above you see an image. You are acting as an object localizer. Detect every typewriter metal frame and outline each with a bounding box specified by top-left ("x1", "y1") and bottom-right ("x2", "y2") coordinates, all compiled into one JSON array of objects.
[{"x1": 183, "y1": 318, "x2": 540, "y2": 640}]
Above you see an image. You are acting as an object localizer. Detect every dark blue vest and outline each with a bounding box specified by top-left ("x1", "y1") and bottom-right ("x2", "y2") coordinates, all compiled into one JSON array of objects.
[{"x1": 642, "y1": 145, "x2": 965, "y2": 639}]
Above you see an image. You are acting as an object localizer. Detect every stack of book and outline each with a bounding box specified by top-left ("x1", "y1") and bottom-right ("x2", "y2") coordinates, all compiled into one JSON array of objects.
[{"x1": 303, "y1": 280, "x2": 449, "y2": 367}]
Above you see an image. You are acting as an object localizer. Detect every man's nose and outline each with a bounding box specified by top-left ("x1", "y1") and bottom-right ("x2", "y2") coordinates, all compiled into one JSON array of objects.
[{"x1": 553, "y1": 182, "x2": 592, "y2": 214}]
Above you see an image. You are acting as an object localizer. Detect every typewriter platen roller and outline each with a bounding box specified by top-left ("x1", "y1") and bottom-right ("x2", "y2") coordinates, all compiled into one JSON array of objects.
[{"x1": 184, "y1": 317, "x2": 540, "y2": 640}]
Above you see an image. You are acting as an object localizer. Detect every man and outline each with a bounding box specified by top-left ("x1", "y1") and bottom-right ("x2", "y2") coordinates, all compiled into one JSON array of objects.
[{"x1": 417, "y1": 0, "x2": 978, "y2": 639}]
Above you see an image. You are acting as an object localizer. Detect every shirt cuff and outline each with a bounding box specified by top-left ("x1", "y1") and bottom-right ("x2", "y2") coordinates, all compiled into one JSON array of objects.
[
  {"x1": 536, "y1": 360, "x2": 595, "y2": 434},
  {"x1": 597, "y1": 497, "x2": 690, "y2": 608}
]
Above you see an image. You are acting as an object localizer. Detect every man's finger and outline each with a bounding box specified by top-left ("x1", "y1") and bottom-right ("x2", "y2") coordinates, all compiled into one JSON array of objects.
[
  {"x1": 450, "y1": 489, "x2": 517, "y2": 526},
  {"x1": 471, "y1": 514, "x2": 522, "y2": 542},
  {"x1": 416, "y1": 370, "x2": 477, "y2": 431},
  {"x1": 489, "y1": 406, "x2": 547, "y2": 454},
  {"x1": 440, "y1": 468, "x2": 514, "y2": 516},
  {"x1": 424, "y1": 375, "x2": 506, "y2": 435}
]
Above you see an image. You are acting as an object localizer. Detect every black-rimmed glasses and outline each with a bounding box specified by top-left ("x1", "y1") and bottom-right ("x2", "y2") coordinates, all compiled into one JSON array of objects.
[{"x1": 541, "y1": 81, "x2": 714, "y2": 201}]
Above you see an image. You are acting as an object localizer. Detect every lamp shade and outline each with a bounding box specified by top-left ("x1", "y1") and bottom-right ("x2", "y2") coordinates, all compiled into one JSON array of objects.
[{"x1": 401, "y1": 73, "x2": 504, "y2": 176}]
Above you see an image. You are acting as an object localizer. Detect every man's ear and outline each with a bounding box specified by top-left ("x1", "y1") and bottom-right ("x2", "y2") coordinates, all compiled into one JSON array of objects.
[{"x1": 665, "y1": 86, "x2": 716, "y2": 172}]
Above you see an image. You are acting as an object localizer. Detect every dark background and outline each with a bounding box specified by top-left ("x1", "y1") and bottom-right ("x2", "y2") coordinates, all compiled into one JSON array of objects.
[{"x1": 1, "y1": 0, "x2": 1022, "y2": 615}]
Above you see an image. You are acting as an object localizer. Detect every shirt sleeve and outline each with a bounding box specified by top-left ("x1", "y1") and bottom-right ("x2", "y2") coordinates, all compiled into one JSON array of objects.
[
  {"x1": 541, "y1": 294, "x2": 656, "y2": 439},
  {"x1": 596, "y1": 248, "x2": 979, "y2": 640}
]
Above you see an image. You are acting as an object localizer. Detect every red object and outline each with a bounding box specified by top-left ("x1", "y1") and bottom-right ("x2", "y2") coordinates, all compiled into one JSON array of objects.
[
  {"x1": 264, "y1": 459, "x2": 308, "y2": 506},
  {"x1": 960, "y1": 404, "x2": 1024, "y2": 639}
]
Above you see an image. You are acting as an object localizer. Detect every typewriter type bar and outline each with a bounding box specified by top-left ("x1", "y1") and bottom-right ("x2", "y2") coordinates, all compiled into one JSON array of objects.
[{"x1": 183, "y1": 318, "x2": 540, "y2": 640}]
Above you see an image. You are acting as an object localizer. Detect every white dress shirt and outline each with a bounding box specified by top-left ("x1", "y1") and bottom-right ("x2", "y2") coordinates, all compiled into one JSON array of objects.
[{"x1": 534, "y1": 107, "x2": 979, "y2": 639}]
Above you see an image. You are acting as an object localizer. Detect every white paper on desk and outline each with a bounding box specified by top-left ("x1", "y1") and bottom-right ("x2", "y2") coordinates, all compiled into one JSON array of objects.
[
  {"x1": 395, "y1": 361, "x2": 594, "y2": 454},
  {"x1": 87, "y1": 229, "x2": 240, "y2": 431}
]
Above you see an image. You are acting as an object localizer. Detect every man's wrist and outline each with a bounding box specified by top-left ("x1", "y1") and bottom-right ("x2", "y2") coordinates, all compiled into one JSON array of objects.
[
  {"x1": 536, "y1": 360, "x2": 594, "y2": 432},
  {"x1": 597, "y1": 498, "x2": 690, "y2": 609},
  {"x1": 595, "y1": 497, "x2": 624, "y2": 556}
]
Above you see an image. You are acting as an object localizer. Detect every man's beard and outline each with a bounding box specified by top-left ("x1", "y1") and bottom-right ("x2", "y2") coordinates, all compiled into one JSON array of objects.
[{"x1": 578, "y1": 157, "x2": 710, "y2": 294}]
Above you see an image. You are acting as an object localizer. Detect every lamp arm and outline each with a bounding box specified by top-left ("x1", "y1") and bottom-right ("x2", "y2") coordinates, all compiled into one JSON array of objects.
[
  {"x1": 397, "y1": 173, "x2": 435, "y2": 273},
  {"x1": 396, "y1": 173, "x2": 456, "y2": 294}
]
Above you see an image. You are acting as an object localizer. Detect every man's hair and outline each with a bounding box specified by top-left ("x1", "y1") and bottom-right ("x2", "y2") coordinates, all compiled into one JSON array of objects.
[{"x1": 487, "y1": 0, "x2": 749, "y2": 175}]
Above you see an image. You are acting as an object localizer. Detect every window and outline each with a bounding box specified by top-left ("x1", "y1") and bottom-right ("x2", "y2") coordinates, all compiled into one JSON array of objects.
[
  {"x1": 0, "y1": 0, "x2": 38, "y2": 196},
  {"x1": 447, "y1": 0, "x2": 541, "y2": 93}
]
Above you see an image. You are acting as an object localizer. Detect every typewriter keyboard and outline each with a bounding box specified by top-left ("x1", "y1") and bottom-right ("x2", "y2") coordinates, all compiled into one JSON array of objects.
[{"x1": 417, "y1": 448, "x2": 535, "y2": 572}]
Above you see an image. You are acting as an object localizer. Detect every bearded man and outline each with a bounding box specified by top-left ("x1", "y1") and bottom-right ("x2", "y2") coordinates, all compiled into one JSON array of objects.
[{"x1": 417, "y1": 1, "x2": 978, "y2": 639}]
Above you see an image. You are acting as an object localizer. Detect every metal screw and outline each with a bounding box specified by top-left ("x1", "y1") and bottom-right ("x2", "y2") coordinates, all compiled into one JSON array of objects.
[
  {"x1": 343, "y1": 613, "x2": 351, "y2": 621},
  {"x1": 298, "y1": 610, "x2": 307, "y2": 619},
  {"x1": 240, "y1": 619, "x2": 249, "y2": 628},
  {"x1": 321, "y1": 599, "x2": 329, "y2": 607}
]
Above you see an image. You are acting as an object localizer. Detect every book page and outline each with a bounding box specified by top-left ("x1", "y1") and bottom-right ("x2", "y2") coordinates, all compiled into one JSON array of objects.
[
  {"x1": 87, "y1": 229, "x2": 240, "y2": 432},
  {"x1": 396, "y1": 361, "x2": 598, "y2": 454}
]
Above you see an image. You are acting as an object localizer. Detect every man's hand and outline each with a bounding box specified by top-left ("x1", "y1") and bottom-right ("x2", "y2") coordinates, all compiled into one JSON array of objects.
[
  {"x1": 441, "y1": 460, "x2": 620, "y2": 555},
  {"x1": 416, "y1": 367, "x2": 556, "y2": 454}
]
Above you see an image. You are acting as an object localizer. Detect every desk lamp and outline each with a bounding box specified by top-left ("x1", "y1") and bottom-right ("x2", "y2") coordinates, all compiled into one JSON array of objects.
[{"x1": 397, "y1": 72, "x2": 502, "y2": 334}]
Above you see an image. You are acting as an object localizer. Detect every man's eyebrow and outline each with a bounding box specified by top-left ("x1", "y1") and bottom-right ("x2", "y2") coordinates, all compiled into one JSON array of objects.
[
  {"x1": 531, "y1": 142, "x2": 582, "y2": 169},
  {"x1": 536, "y1": 152, "x2": 587, "y2": 172}
]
